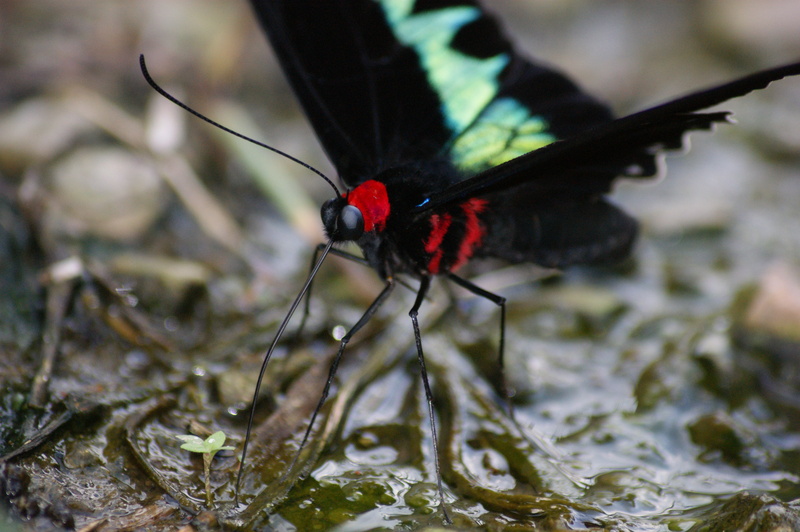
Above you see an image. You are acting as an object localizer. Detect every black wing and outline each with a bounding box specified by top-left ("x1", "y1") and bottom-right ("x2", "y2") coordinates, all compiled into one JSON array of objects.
[
  {"x1": 457, "y1": 61, "x2": 800, "y2": 267},
  {"x1": 248, "y1": 0, "x2": 614, "y2": 186},
  {"x1": 441, "y1": 61, "x2": 800, "y2": 267},
  {"x1": 419, "y1": 61, "x2": 800, "y2": 212}
]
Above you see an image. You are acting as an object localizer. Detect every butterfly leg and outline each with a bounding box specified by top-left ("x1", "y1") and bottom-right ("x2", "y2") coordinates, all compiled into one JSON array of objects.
[
  {"x1": 446, "y1": 273, "x2": 511, "y2": 414},
  {"x1": 295, "y1": 243, "x2": 373, "y2": 339},
  {"x1": 297, "y1": 244, "x2": 422, "y2": 339},
  {"x1": 286, "y1": 277, "x2": 396, "y2": 475},
  {"x1": 237, "y1": 241, "x2": 337, "y2": 502},
  {"x1": 408, "y1": 276, "x2": 452, "y2": 524}
]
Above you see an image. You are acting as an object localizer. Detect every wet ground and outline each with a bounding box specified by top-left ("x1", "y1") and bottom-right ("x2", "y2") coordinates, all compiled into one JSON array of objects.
[{"x1": 1, "y1": 1, "x2": 800, "y2": 530}]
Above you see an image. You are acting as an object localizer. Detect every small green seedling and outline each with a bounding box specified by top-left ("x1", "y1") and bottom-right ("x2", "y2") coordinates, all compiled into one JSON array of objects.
[{"x1": 177, "y1": 431, "x2": 235, "y2": 506}]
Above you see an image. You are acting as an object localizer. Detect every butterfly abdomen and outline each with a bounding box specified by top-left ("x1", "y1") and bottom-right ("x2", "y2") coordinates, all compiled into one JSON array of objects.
[{"x1": 477, "y1": 194, "x2": 638, "y2": 269}]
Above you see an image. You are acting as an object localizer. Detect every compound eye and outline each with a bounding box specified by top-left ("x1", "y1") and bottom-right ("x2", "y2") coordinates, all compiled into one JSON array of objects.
[
  {"x1": 337, "y1": 204, "x2": 364, "y2": 241},
  {"x1": 321, "y1": 198, "x2": 337, "y2": 229}
]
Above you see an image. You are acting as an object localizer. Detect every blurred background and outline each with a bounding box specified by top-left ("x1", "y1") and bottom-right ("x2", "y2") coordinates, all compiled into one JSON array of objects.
[{"x1": 1, "y1": 1, "x2": 799, "y2": 530}]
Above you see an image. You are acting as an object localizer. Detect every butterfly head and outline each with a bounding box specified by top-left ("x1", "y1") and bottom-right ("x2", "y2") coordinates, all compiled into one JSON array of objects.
[
  {"x1": 322, "y1": 180, "x2": 391, "y2": 242},
  {"x1": 321, "y1": 197, "x2": 364, "y2": 242}
]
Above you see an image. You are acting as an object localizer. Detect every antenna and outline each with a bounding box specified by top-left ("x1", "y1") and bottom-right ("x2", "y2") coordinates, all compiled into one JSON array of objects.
[{"x1": 139, "y1": 54, "x2": 341, "y2": 196}]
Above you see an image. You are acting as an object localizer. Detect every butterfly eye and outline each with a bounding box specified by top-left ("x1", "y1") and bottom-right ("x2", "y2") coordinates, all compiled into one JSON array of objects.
[
  {"x1": 321, "y1": 198, "x2": 338, "y2": 229},
  {"x1": 337, "y1": 205, "x2": 364, "y2": 241}
]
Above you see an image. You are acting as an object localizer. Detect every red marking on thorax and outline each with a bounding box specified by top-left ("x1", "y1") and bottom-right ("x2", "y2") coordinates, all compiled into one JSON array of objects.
[
  {"x1": 424, "y1": 213, "x2": 452, "y2": 254},
  {"x1": 347, "y1": 180, "x2": 390, "y2": 232},
  {"x1": 424, "y1": 212, "x2": 453, "y2": 274},
  {"x1": 452, "y1": 198, "x2": 488, "y2": 271},
  {"x1": 423, "y1": 198, "x2": 488, "y2": 274}
]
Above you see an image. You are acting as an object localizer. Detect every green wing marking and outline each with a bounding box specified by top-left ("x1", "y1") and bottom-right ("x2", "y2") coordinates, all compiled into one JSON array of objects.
[
  {"x1": 378, "y1": 0, "x2": 556, "y2": 174},
  {"x1": 450, "y1": 97, "x2": 555, "y2": 172}
]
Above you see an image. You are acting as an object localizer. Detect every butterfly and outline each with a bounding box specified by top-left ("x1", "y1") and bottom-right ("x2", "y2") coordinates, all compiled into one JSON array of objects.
[{"x1": 144, "y1": 0, "x2": 800, "y2": 524}]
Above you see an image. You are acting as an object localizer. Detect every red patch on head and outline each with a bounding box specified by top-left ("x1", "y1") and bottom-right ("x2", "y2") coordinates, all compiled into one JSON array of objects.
[{"x1": 346, "y1": 180, "x2": 390, "y2": 232}]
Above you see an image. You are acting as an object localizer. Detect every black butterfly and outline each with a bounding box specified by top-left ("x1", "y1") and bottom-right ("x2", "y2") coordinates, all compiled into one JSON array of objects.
[{"x1": 144, "y1": 0, "x2": 800, "y2": 523}]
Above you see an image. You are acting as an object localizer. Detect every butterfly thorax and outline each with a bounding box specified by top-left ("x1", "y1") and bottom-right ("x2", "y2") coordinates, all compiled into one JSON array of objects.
[{"x1": 322, "y1": 163, "x2": 489, "y2": 279}]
